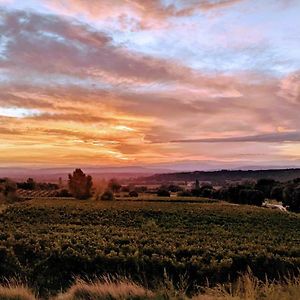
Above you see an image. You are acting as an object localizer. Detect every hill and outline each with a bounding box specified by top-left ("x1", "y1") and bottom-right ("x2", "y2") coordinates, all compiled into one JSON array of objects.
[{"x1": 139, "y1": 168, "x2": 300, "y2": 184}]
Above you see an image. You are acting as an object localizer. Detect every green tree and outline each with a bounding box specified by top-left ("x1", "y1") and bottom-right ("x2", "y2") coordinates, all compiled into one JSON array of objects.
[{"x1": 68, "y1": 169, "x2": 93, "y2": 200}]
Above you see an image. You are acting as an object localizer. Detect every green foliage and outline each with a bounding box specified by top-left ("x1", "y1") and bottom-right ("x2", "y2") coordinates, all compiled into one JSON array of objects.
[
  {"x1": 68, "y1": 169, "x2": 93, "y2": 200},
  {"x1": 0, "y1": 200, "x2": 299, "y2": 295}
]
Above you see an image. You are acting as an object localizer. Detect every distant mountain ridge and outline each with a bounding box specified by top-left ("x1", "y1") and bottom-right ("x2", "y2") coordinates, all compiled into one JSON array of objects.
[{"x1": 139, "y1": 168, "x2": 300, "y2": 184}]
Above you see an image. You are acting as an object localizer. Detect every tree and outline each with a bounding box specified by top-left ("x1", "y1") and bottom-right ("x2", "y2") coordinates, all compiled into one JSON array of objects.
[
  {"x1": 283, "y1": 185, "x2": 300, "y2": 212},
  {"x1": 0, "y1": 179, "x2": 18, "y2": 203},
  {"x1": 255, "y1": 179, "x2": 277, "y2": 198},
  {"x1": 108, "y1": 179, "x2": 121, "y2": 193},
  {"x1": 68, "y1": 169, "x2": 93, "y2": 200},
  {"x1": 239, "y1": 189, "x2": 265, "y2": 206},
  {"x1": 195, "y1": 179, "x2": 200, "y2": 190},
  {"x1": 17, "y1": 178, "x2": 36, "y2": 190},
  {"x1": 270, "y1": 185, "x2": 284, "y2": 202}
]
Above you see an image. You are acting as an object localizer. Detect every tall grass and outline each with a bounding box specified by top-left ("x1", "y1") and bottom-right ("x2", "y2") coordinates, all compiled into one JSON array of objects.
[
  {"x1": 0, "y1": 273, "x2": 299, "y2": 300},
  {"x1": 0, "y1": 283, "x2": 36, "y2": 300},
  {"x1": 194, "y1": 272, "x2": 300, "y2": 300},
  {"x1": 55, "y1": 277, "x2": 153, "y2": 300}
]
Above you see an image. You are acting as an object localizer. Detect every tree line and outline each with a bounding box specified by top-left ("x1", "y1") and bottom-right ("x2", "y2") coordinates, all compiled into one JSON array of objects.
[{"x1": 1, "y1": 168, "x2": 300, "y2": 212}]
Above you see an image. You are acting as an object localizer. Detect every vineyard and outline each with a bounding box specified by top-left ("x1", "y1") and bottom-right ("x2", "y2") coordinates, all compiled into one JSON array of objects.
[
  {"x1": 0, "y1": 199, "x2": 300, "y2": 297},
  {"x1": 17, "y1": 189, "x2": 59, "y2": 199}
]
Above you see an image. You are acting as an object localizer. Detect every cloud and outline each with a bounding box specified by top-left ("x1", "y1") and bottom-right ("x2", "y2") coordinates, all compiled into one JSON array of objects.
[
  {"x1": 0, "y1": 3, "x2": 299, "y2": 167},
  {"x1": 45, "y1": 0, "x2": 245, "y2": 30},
  {"x1": 172, "y1": 131, "x2": 300, "y2": 143},
  {"x1": 0, "y1": 9, "x2": 239, "y2": 94}
]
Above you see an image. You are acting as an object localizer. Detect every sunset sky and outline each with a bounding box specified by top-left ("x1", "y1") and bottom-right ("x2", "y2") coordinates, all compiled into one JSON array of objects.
[{"x1": 0, "y1": 0, "x2": 300, "y2": 169}]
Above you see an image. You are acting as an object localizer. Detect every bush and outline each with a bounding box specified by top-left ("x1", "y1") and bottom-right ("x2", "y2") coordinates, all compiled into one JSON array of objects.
[
  {"x1": 255, "y1": 178, "x2": 277, "y2": 198},
  {"x1": 178, "y1": 190, "x2": 192, "y2": 197},
  {"x1": 239, "y1": 189, "x2": 265, "y2": 206},
  {"x1": 168, "y1": 185, "x2": 183, "y2": 193},
  {"x1": 202, "y1": 188, "x2": 213, "y2": 198},
  {"x1": 157, "y1": 189, "x2": 170, "y2": 197},
  {"x1": 283, "y1": 185, "x2": 300, "y2": 212},
  {"x1": 56, "y1": 189, "x2": 72, "y2": 198},
  {"x1": 191, "y1": 189, "x2": 202, "y2": 197},
  {"x1": 270, "y1": 185, "x2": 284, "y2": 201},
  {"x1": 129, "y1": 191, "x2": 139, "y2": 197},
  {"x1": 100, "y1": 190, "x2": 115, "y2": 201}
]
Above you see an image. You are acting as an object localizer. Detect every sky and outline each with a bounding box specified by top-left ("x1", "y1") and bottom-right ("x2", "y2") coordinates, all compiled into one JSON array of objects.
[{"x1": 0, "y1": 0, "x2": 300, "y2": 170}]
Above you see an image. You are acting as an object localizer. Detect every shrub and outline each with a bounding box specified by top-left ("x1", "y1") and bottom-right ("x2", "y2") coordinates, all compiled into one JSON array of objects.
[
  {"x1": 128, "y1": 191, "x2": 138, "y2": 197},
  {"x1": 56, "y1": 189, "x2": 72, "y2": 198},
  {"x1": 283, "y1": 185, "x2": 300, "y2": 212},
  {"x1": 238, "y1": 189, "x2": 265, "y2": 206},
  {"x1": 178, "y1": 190, "x2": 192, "y2": 197},
  {"x1": 168, "y1": 185, "x2": 183, "y2": 193},
  {"x1": 100, "y1": 190, "x2": 115, "y2": 201},
  {"x1": 255, "y1": 178, "x2": 277, "y2": 198},
  {"x1": 201, "y1": 188, "x2": 213, "y2": 198},
  {"x1": 191, "y1": 189, "x2": 202, "y2": 197},
  {"x1": 270, "y1": 185, "x2": 284, "y2": 201},
  {"x1": 157, "y1": 189, "x2": 170, "y2": 197}
]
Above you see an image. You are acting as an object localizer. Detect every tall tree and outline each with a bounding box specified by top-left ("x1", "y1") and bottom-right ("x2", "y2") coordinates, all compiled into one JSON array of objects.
[{"x1": 68, "y1": 169, "x2": 93, "y2": 200}]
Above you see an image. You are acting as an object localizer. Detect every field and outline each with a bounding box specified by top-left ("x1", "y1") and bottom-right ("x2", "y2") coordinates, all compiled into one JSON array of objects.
[{"x1": 0, "y1": 198, "x2": 300, "y2": 298}]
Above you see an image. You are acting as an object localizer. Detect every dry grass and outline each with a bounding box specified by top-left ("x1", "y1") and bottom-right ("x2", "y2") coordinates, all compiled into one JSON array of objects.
[
  {"x1": 0, "y1": 274, "x2": 300, "y2": 300},
  {"x1": 54, "y1": 277, "x2": 154, "y2": 300},
  {"x1": 194, "y1": 272, "x2": 300, "y2": 300},
  {"x1": 0, "y1": 284, "x2": 36, "y2": 300}
]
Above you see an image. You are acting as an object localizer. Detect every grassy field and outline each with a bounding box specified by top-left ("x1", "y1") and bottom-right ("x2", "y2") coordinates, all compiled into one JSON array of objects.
[{"x1": 0, "y1": 198, "x2": 299, "y2": 298}]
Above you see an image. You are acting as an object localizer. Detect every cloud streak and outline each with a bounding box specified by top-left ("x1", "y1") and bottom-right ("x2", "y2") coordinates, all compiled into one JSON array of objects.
[{"x1": 172, "y1": 131, "x2": 300, "y2": 144}]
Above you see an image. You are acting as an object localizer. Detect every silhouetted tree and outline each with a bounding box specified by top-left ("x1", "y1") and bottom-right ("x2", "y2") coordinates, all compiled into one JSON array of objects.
[
  {"x1": 255, "y1": 178, "x2": 277, "y2": 198},
  {"x1": 239, "y1": 189, "x2": 265, "y2": 206},
  {"x1": 17, "y1": 178, "x2": 36, "y2": 190},
  {"x1": 108, "y1": 179, "x2": 121, "y2": 193},
  {"x1": 283, "y1": 184, "x2": 300, "y2": 212},
  {"x1": 270, "y1": 185, "x2": 284, "y2": 202},
  {"x1": 68, "y1": 169, "x2": 93, "y2": 200}
]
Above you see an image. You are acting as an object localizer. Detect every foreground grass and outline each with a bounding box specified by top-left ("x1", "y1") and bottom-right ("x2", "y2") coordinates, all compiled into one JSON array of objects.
[{"x1": 0, "y1": 274, "x2": 300, "y2": 300}]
